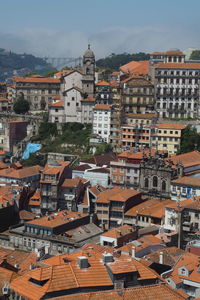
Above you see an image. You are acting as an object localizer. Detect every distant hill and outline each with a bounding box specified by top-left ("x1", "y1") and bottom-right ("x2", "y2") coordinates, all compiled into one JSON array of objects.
[
  {"x1": 0, "y1": 48, "x2": 53, "y2": 81},
  {"x1": 96, "y1": 52, "x2": 150, "y2": 71}
]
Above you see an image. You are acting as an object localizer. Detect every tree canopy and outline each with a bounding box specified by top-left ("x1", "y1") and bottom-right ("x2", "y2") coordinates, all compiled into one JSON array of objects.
[
  {"x1": 179, "y1": 125, "x2": 200, "y2": 154},
  {"x1": 190, "y1": 50, "x2": 200, "y2": 60},
  {"x1": 96, "y1": 52, "x2": 150, "y2": 70},
  {"x1": 13, "y1": 94, "x2": 30, "y2": 114}
]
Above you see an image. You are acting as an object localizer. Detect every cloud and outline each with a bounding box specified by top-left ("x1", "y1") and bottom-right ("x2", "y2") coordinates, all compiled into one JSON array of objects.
[{"x1": 0, "y1": 25, "x2": 199, "y2": 61}]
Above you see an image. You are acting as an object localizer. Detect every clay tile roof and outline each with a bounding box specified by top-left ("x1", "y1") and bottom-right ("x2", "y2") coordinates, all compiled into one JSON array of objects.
[
  {"x1": 93, "y1": 104, "x2": 111, "y2": 110},
  {"x1": 19, "y1": 210, "x2": 37, "y2": 220},
  {"x1": 156, "y1": 123, "x2": 186, "y2": 130},
  {"x1": 172, "y1": 176, "x2": 200, "y2": 187},
  {"x1": 50, "y1": 100, "x2": 64, "y2": 107},
  {"x1": 165, "y1": 50, "x2": 184, "y2": 56},
  {"x1": 81, "y1": 96, "x2": 96, "y2": 102},
  {"x1": 0, "y1": 165, "x2": 42, "y2": 180},
  {"x1": 169, "y1": 151, "x2": 200, "y2": 168},
  {"x1": 120, "y1": 60, "x2": 149, "y2": 75},
  {"x1": 96, "y1": 80, "x2": 110, "y2": 86},
  {"x1": 72, "y1": 164, "x2": 92, "y2": 171},
  {"x1": 102, "y1": 224, "x2": 135, "y2": 239},
  {"x1": 126, "y1": 113, "x2": 157, "y2": 119},
  {"x1": 13, "y1": 76, "x2": 60, "y2": 83},
  {"x1": 0, "y1": 161, "x2": 8, "y2": 170},
  {"x1": 26, "y1": 210, "x2": 88, "y2": 228},
  {"x1": 80, "y1": 152, "x2": 116, "y2": 167},
  {"x1": 61, "y1": 177, "x2": 82, "y2": 188},
  {"x1": 155, "y1": 62, "x2": 200, "y2": 69},
  {"x1": 54, "y1": 284, "x2": 187, "y2": 299},
  {"x1": 96, "y1": 187, "x2": 141, "y2": 204},
  {"x1": 144, "y1": 247, "x2": 185, "y2": 267},
  {"x1": 87, "y1": 167, "x2": 110, "y2": 174}
]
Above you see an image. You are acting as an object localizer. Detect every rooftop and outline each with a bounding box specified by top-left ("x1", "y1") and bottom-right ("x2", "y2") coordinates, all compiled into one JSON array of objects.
[
  {"x1": 102, "y1": 224, "x2": 136, "y2": 239},
  {"x1": 156, "y1": 123, "x2": 186, "y2": 130},
  {"x1": 26, "y1": 210, "x2": 88, "y2": 228},
  {"x1": 96, "y1": 187, "x2": 141, "y2": 204}
]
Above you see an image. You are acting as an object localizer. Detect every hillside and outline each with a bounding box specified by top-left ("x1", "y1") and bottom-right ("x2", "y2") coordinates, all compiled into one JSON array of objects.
[
  {"x1": 96, "y1": 52, "x2": 150, "y2": 70},
  {"x1": 0, "y1": 48, "x2": 53, "y2": 81}
]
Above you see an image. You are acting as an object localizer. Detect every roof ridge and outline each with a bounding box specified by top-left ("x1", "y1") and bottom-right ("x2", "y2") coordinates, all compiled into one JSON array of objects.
[{"x1": 68, "y1": 262, "x2": 79, "y2": 287}]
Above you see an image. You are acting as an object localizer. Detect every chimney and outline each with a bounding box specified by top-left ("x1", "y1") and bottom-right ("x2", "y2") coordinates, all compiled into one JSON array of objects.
[
  {"x1": 132, "y1": 246, "x2": 136, "y2": 258},
  {"x1": 77, "y1": 256, "x2": 89, "y2": 269},
  {"x1": 159, "y1": 251, "x2": 164, "y2": 264},
  {"x1": 102, "y1": 253, "x2": 114, "y2": 263}
]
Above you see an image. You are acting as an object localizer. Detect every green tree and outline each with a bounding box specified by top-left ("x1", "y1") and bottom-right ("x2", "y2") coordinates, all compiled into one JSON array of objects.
[
  {"x1": 13, "y1": 94, "x2": 30, "y2": 114},
  {"x1": 190, "y1": 50, "x2": 200, "y2": 60},
  {"x1": 179, "y1": 125, "x2": 200, "y2": 154},
  {"x1": 44, "y1": 69, "x2": 58, "y2": 77},
  {"x1": 95, "y1": 143, "x2": 113, "y2": 155}
]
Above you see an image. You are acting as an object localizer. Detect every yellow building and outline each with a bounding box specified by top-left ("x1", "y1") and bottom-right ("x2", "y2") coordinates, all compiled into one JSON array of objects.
[{"x1": 152, "y1": 123, "x2": 186, "y2": 155}]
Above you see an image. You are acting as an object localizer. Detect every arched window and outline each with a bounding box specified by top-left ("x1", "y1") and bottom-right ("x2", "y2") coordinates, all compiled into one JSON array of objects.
[
  {"x1": 153, "y1": 176, "x2": 158, "y2": 187},
  {"x1": 162, "y1": 180, "x2": 166, "y2": 191},
  {"x1": 144, "y1": 178, "x2": 149, "y2": 188}
]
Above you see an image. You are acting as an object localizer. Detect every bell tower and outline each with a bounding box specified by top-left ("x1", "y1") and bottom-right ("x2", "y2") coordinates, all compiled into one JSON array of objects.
[{"x1": 82, "y1": 44, "x2": 95, "y2": 97}]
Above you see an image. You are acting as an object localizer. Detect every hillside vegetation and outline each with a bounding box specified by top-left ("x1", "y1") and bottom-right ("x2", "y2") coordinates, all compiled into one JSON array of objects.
[{"x1": 96, "y1": 52, "x2": 150, "y2": 70}]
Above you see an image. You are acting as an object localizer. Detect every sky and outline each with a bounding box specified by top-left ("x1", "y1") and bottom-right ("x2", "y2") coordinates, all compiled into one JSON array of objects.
[{"x1": 0, "y1": 0, "x2": 200, "y2": 59}]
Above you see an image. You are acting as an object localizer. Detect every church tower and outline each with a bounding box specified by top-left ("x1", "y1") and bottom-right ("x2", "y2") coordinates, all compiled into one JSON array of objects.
[{"x1": 82, "y1": 44, "x2": 95, "y2": 97}]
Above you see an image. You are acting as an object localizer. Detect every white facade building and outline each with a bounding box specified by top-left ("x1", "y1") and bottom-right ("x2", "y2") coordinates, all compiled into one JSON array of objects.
[
  {"x1": 92, "y1": 104, "x2": 112, "y2": 143},
  {"x1": 151, "y1": 50, "x2": 200, "y2": 119},
  {"x1": 63, "y1": 87, "x2": 83, "y2": 123}
]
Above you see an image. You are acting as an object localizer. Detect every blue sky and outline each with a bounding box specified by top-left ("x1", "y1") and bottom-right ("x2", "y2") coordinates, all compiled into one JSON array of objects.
[{"x1": 0, "y1": 0, "x2": 200, "y2": 58}]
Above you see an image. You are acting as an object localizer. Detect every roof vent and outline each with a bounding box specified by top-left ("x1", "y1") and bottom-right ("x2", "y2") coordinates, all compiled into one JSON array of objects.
[
  {"x1": 102, "y1": 253, "x2": 114, "y2": 263},
  {"x1": 77, "y1": 256, "x2": 89, "y2": 269}
]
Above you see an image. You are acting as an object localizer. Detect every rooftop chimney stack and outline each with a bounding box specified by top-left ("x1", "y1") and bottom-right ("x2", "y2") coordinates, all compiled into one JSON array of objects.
[
  {"x1": 102, "y1": 253, "x2": 114, "y2": 263},
  {"x1": 78, "y1": 256, "x2": 89, "y2": 269},
  {"x1": 132, "y1": 246, "x2": 136, "y2": 258},
  {"x1": 159, "y1": 251, "x2": 164, "y2": 264}
]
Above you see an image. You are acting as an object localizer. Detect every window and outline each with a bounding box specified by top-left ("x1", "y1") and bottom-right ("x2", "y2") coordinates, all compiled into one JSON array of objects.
[
  {"x1": 145, "y1": 178, "x2": 149, "y2": 188},
  {"x1": 55, "y1": 109, "x2": 58, "y2": 112},
  {"x1": 153, "y1": 176, "x2": 158, "y2": 187},
  {"x1": 67, "y1": 102, "x2": 70, "y2": 106},
  {"x1": 72, "y1": 97, "x2": 75, "y2": 100},
  {"x1": 76, "y1": 103, "x2": 79, "y2": 106},
  {"x1": 162, "y1": 181, "x2": 166, "y2": 191}
]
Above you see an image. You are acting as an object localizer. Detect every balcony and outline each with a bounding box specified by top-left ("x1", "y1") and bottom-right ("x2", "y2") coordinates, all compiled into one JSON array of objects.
[{"x1": 41, "y1": 190, "x2": 52, "y2": 196}]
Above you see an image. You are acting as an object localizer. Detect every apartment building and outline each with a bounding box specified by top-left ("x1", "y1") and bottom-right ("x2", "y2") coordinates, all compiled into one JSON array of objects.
[
  {"x1": 110, "y1": 149, "x2": 167, "y2": 188},
  {"x1": 96, "y1": 80, "x2": 114, "y2": 105},
  {"x1": 95, "y1": 187, "x2": 143, "y2": 229},
  {"x1": 152, "y1": 123, "x2": 186, "y2": 155},
  {"x1": 40, "y1": 161, "x2": 71, "y2": 214},
  {"x1": 59, "y1": 177, "x2": 89, "y2": 211},
  {"x1": 12, "y1": 76, "x2": 60, "y2": 111},
  {"x1": 92, "y1": 104, "x2": 112, "y2": 143},
  {"x1": 80, "y1": 96, "x2": 95, "y2": 123},
  {"x1": 171, "y1": 176, "x2": 200, "y2": 201},
  {"x1": 100, "y1": 224, "x2": 137, "y2": 247},
  {"x1": 121, "y1": 75, "x2": 155, "y2": 114},
  {"x1": 49, "y1": 100, "x2": 64, "y2": 123},
  {"x1": 7, "y1": 210, "x2": 95, "y2": 255},
  {"x1": 121, "y1": 113, "x2": 157, "y2": 151},
  {"x1": 124, "y1": 198, "x2": 173, "y2": 228},
  {"x1": 151, "y1": 50, "x2": 200, "y2": 119},
  {"x1": 164, "y1": 198, "x2": 200, "y2": 248}
]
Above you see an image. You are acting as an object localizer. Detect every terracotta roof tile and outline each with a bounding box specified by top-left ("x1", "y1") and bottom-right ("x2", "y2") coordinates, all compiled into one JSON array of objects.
[
  {"x1": 53, "y1": 284, "x2": 187, "y2": 299},
  {"x1": 156, "y1": 123, "x2": 186, "y2": 130},
  {"x1": 155, "y1": 62, "x2": 200, "y2": 69},
  {"x1": 120, "y1": 61, "x2": 149, "y2": 75},
  {"x1": 94, "y1": 104, "x2": 112, "y2": 110},
  {"x1": 50, "y1": 100, "x2": 64, "y2": 107},
  {"x1": 26, "y1": 210, "x2": 88, "y2": 228},
  {"x1": 13, "y1": 76, "x2": 60, "y2": 83},
  {"x1": 102, "y1": 225, "x2": 135, "y2": 239}
]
